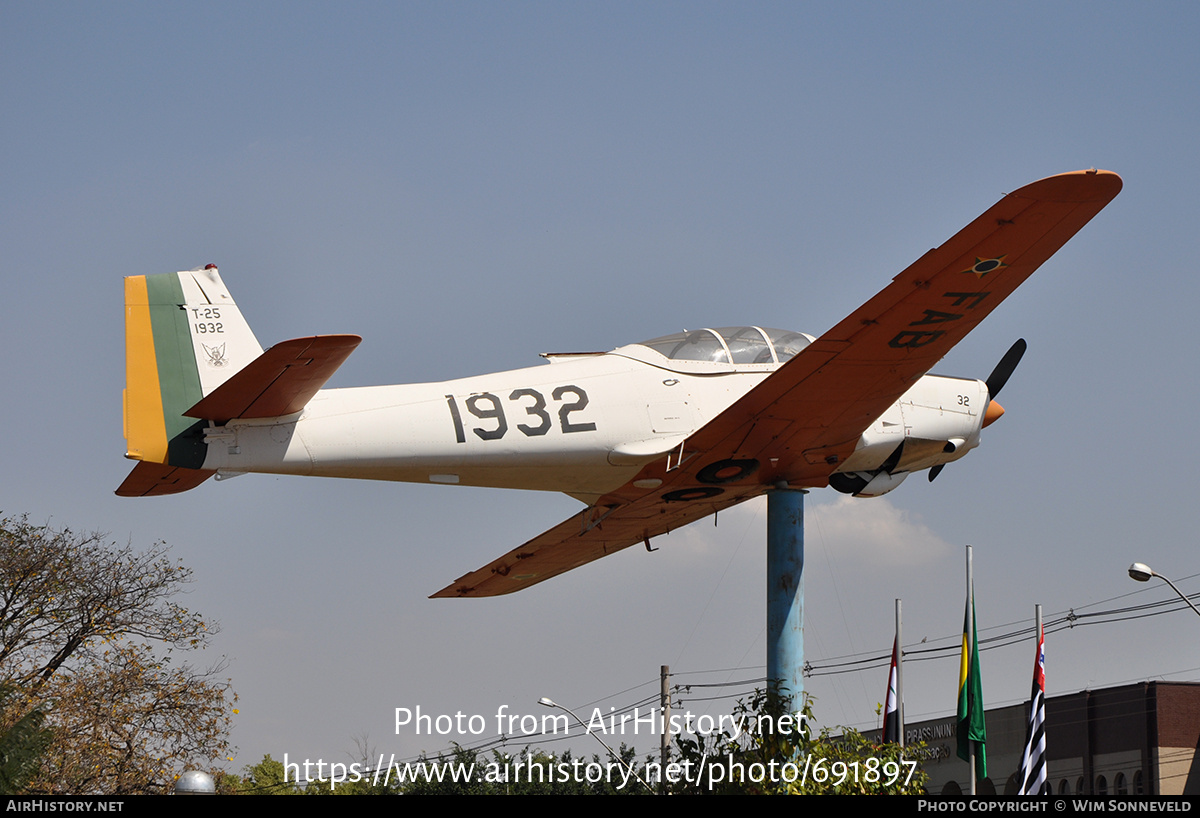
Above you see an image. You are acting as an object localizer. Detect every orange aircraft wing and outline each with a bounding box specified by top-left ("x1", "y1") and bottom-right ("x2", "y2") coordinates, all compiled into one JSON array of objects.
[{"x1": 433, "y1": 170, "x2": 1122, "y2": 597}]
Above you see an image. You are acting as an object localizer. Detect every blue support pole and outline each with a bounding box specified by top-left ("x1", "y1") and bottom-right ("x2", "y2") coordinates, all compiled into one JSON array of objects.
[{"x1": 767, "y1": 488, "x2": 805, "y2": 708}]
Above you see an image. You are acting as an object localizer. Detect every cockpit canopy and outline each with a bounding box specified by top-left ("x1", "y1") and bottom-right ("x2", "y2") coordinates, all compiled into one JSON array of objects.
[{"x1": 612, "y1": 326, "x2": 815, "y2": 374}]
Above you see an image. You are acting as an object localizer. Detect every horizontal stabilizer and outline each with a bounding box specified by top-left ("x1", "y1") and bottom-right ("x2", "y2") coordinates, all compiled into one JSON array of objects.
[
  {"x1": 115, "y1": 461, "x2": 215, "y2": 497},
  {"x1": 184, "y1": 335, "x2": 362, "y2": 423}
]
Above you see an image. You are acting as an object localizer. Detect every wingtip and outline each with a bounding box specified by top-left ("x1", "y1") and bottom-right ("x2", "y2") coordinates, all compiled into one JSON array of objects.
[
  {"x1": 430, "y1": 582, "x2": 476, "y2": 599},
  {"x1": 1012, "y1": 169, "x2": 1123, "y2": 203}
]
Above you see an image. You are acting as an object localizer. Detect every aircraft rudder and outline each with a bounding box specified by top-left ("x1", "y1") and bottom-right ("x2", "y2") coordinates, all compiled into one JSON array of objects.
[{"x1": 123, "y1": 274, "x2": 170, "y2": 464}]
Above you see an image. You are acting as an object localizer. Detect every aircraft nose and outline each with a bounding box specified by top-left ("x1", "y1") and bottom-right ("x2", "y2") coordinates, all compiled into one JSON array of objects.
[{"x1": 982, "y1": 399, "x2": 1005, "y2": 428}]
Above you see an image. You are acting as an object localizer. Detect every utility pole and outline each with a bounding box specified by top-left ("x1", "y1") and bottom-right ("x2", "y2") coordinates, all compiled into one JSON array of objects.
[{"x1": 660, "y1": 665, "x2": 670, "y2": 795}]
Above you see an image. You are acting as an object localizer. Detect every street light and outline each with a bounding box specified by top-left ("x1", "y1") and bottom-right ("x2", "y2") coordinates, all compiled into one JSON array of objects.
[
  {"x1": 174, "y1": 770, "x2": 216, "y2": 794},
  {"x1": 537, "y1": 697, "x2": 654, "y2": 793},
  {"x1": 1128, "y1": 562, "x2": 1200, "y2": 618}
]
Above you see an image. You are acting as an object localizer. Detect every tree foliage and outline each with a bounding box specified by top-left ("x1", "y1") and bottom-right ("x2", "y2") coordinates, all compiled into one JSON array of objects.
[
  {"x1": 0, "y1": 684, "x2": 52, "y2": 794},
  {"x1": 226, "y1": 755, "x2": 302, "y2": 795},
  {"x1": 0, "y1": 515, "x2": 235, "y2": 794},
  {"x1": 670, "y1": 687, "x2": 929, "y2": 794}
]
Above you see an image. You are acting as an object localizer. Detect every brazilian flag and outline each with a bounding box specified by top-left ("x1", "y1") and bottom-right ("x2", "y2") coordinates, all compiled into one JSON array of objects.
[{"x1": 956, "y1": 593, "x2": 987, "y2": 780}]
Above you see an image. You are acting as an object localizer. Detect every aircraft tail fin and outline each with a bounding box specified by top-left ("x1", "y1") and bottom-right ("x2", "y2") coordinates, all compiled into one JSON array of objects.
[{"x1": 122, "y1": 265, "x2": 263, "y2": 473}]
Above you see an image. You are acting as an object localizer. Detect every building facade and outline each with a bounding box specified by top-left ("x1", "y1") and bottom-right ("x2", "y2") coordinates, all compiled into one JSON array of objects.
[{"x1": 883, "y1": 681, "x2": 1200, "y2": 795}]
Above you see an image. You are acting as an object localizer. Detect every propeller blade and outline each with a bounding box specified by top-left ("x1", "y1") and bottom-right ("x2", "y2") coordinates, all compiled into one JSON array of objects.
[
  {"x1": 880, "y1": 439, "x2": 906, "y2": 475},
  {"x1": 928, "y1": 464, "x2": 945, "y2": 482},
  {"x1": 985, "y1": 338, "x2": 1027, "y2": 399}
]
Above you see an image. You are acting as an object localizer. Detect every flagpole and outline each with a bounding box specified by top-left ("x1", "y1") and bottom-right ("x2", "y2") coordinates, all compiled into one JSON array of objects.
[
  {"x1": 1035, "y1": 604, "x2": 1042, "y2": 661},
  {"x1": 967, "y1": 544, "x2": 975, "y2": 796},
  {"x1": 896, "y1": 597, "x2": 904, "y2": 747},
  {"x1": 883, "y1": 605, "x2": 901, "y2": 744},
  {"x1": 957, "y1": 544, "x2": 987, "y2": 792},
  {"x1": 1035, "y1": 603, "x2": 1044, "y2": 793},
  {"x1": 1018, "y1": 603, "x2": 1048, "y2": 795}
]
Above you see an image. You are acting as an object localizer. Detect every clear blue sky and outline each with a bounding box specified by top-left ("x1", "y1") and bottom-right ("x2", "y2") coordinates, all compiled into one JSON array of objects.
[{"x1": 3, "y1": 2, "x2": 1198, "y2": 776}]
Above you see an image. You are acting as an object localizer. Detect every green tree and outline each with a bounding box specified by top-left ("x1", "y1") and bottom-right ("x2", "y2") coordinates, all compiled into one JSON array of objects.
[
  {"x1": 670, "y1": 687, "x2": 928, "y2": 795},
  {"x1": 394, "y1": 745, "x2": 491, "y2": 795},
  {"x1": 0, "y1": 515, "x2": 235, "y2": 794},
  {"x1": 232, "y1": 754, "x2": 302, "y2": 795},
  {"x1": 0, "y1": 684, "x2": 52, "y2": 794},
  {"x1": 480, "y1": 747, "x2": 647, "y2": 795}
]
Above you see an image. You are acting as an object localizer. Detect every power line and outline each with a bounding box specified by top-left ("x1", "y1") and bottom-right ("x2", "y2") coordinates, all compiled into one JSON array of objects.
[{"x1": 373, "y1": 578, "x2": 1200, "y2": 769}]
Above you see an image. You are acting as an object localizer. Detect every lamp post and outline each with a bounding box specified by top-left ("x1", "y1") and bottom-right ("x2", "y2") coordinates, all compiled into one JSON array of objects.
[
  {"x1": 537, "y1": 697, "x2": 654, "y2": 793},
  {"x1": 1128, "y1": 562, "x2": 1200, "y2": 618}
]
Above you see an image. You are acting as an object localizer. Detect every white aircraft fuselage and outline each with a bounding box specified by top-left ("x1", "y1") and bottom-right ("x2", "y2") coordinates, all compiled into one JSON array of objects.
[{"x1": 198, "y1": 331, "x2": 989, "y2": 502}]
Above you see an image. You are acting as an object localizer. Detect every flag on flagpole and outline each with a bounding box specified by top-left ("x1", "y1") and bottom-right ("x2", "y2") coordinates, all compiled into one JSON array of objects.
[
  {"x1": 956, "y1": 591, "x2": 987, "y2": 779},
  {"x1": 1018, "y1": 624, "x2": 1048, "y2": 795},
  {"x1": 883, "y1": 635, "x2": 900, "y2": 743}
]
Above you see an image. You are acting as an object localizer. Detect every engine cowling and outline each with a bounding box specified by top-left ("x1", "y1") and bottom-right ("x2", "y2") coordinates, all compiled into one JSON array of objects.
[
  {"x1": 829, "y1": 375, "x2": 992, "y2": 495},
  {"x1": 829, "y1": 469, "x2": 909, "y2": 497}
]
